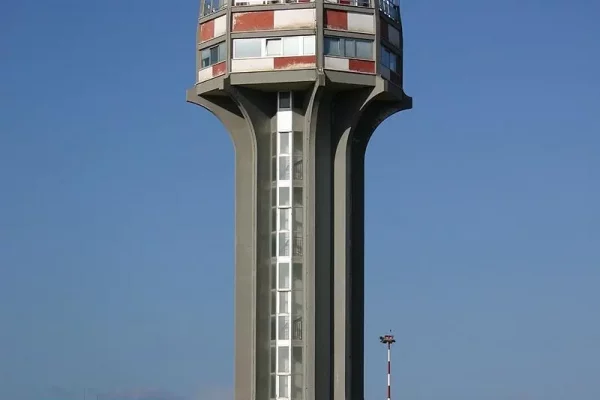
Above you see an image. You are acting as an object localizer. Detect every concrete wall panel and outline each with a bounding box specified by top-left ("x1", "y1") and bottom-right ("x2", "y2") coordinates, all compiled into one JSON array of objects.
[
  {"x1": 214, "y1": 15, "x2": 227, "y2": 37},
  {"x1": 324, "y1": 56, "x2": 349, "y2": 71},
  {"x1": 197, "y1": 61, "x2": 226, "y2": 82},
  {"x1": 347, "y1": 13, "x2": 374, "y2": 33},
  {"x1": 198, "y1": 66, "x2": 213, "y2": 82},
  {"x1": 231, "y1": 57, "x2": 275, "y2": 72},
  {"x1": 273, "y1": 9, "x2": 317, "y2": 30}
]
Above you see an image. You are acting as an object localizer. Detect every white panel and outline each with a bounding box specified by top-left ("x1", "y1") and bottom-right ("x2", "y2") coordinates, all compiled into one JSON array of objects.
[
  {"x1": 347, "y1": 13, "x2": 374, "y2": 33},
  {"x1": 388, "y1": 25, "x2": 400, "y2": 48},
  {"x1": 277, "y1": 110, "x2": 293, "y2": 132},
  {"x1": 273, "y1": 9, "x2": 317, "y2": 29},
  {"x1": 303, "y1": 36, "x2": 316, "y2": 55},
  {"x1": 324, "y1": 56, "x2": 349, "y2": 71},
  {"x1": 213, "y1": 15, "x2": 227, "y2": 37},
  {"x1": 380, "y1": 65, "x2": 391, "y2": 80},
  {"x1": 231, "y1": 57, "x2": 275, "y2": 72},
  {"x1": 197, "y1": 67, "x2": 214, "y2": 82}
]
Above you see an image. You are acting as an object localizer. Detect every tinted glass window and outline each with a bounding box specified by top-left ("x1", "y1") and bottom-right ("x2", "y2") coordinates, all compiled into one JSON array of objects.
[{"x1": 233, "y1": 38, "x2": 262, "y2": 58}]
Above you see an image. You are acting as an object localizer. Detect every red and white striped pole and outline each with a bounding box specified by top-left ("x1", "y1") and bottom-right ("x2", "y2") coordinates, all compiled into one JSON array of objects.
[{"x1": 380, "y1": 333, "x2": 396, "y2": 400}]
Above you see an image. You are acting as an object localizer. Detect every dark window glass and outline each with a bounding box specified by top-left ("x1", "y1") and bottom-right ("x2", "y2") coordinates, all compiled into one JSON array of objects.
[
  {"x1": 324, "y1": 37, "x2": 340, "y2": 56},
  {"x1": 210, "y1": 46, "x2": 219, "y2": 64},
  {"x1": 293, "y1": 131, "x2": 303, "y2": 155},
  {"x1": 218, "y1": 42, "x2": 226, "y2": 62},
  {"x1": 293, "y1": 92, "x2": 303, "y2": 109},
  {"x1": 201, "y1": 49, "x2": 210, "y2": 68},
  {"x1": 356, "y1": 40, "x2": 372, "y2": 59},
  {"x1": 344, "y1": 39, "x2": 356, "y2": 58},
  {"x1": 270, "y1": 317, "x2": 277, "y2": 340},
  {"x1": 279, "y1": 91, "x2": 291, "y2": 109}
]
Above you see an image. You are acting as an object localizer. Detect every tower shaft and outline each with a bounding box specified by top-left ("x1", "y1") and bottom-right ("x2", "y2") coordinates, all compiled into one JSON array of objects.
[{"x1": 187, "y1": 80, "x2": 409, "y2": 400}]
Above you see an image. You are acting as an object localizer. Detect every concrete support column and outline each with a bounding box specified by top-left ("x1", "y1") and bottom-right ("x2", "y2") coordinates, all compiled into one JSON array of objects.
[{"x1": 187, "y1": 79, "x2": 410, "y2": 400}]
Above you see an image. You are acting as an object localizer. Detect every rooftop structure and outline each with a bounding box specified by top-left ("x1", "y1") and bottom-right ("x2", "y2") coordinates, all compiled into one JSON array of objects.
[{"x1": 186, "y1": 0, "x2": 412, "y2": 399}]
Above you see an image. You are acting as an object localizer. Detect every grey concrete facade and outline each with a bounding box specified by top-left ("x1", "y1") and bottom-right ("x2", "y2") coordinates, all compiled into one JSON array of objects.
[{"x1": 187, "y1": 1, "x2": 411, "y2": 399}]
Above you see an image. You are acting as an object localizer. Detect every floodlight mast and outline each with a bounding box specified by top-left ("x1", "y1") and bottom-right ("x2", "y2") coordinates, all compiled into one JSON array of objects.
[{"x1": 380, "y1": 333, "x2": 397, "y2": 400}]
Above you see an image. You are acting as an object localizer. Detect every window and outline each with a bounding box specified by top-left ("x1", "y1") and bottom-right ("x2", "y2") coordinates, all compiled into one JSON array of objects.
[
  {"x1": 279, "y1": 131, "x2": 291, "y2": 153},
  {"x1": 279, "y1": 92, "x2": 291, "y2": 110},
  {"x1": 279, "y1": 232, "x2": 290, "y2": 256},
  {"x1": 279, "y1": 156, "x2": 291, "y2": 180},
  {"x1": 278, "y1": 346, "x2": 290, "y2": 372},
  {"x1": 356, "y1": 40, "x2": 372, "y2": 59},
  {"x1": 279, "y1": 208, "x2": 291, "y2": 231},
  {"x1": 279, "y1": 292, "x2": 290, "y2": 313},
  {"x1": 271, "y1": 316, "x2": 277, "y2": 340},
  {"x1": 344, "y1": 39, "x2": 355, "y2": 58},
  {"x1": 303, "y1": 36, "x2": 315, "y2": 55},
  {"x1": 381, "y1": 45, "x2": 398, "y2": 72},
  {"x1": 324, "y1": 37, "x2": 341, "y2": 56},
  {"x1": 201, "y1": 0, "x2": 225, "y2": 16},
  {"x1": 233, "y1": 38, "x2": 262, "y2": 58},
  {"x1": 279, "y1": 187, "x2": 290, "y2": 206},
  {"x1": 233, "y1": 36, "x2": 315, "y2": 59},
  {"x1": 324, "y1": 37, "x2": 373, "y2": 60},
  {"x1": 278, "y1": 262, "x2": 291, "y2": 289},
  {"x1": 292, "y1": 263, "x2": 303, "y2": 289},
  {"x1": 266, "y1": 38, "x2": 282, "y2": 56},
  {"x1": 278, "y1": 375, "x2": 290, "y2": 397},
  {"x1": 283, "y1": 37, "x2": 300, "y2": 56},
  {"x1": 200, "y1": 42, "x2": 226, "y2": 68}
]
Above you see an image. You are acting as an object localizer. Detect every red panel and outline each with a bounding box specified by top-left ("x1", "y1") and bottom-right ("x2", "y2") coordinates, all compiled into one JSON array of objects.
[
  {"x1": 325, "y1": 10, "x2": 348, "y2": 30},
  {"x1": 199, "y1": 20, "x2": 214, "y2": 42},
  {"x1": 232, "y1": 11, "x2": 275, "y2": 31},
  {"x1": 212, "y1": 61, "x2": 227, "y2": 77},
  {"x1": 274, "y1": 55, "x2": 316, "y2": 69},
  {"x1": 380, "y1": 20, "x2": 389, "y2": 39},
  {"x1": 348, "y1": 59, "x2": 375, "y2": 73}
]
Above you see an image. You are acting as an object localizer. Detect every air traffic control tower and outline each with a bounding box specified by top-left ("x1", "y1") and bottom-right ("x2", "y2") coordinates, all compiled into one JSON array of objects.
[{"x1": 186, "y1": 0, "x2": 411, "y2": 399}]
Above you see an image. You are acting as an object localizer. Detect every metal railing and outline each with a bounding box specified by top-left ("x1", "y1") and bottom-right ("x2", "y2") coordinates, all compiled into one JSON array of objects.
[
  {"x1": 201, "y1": 0, "x2": 227, "y2": 17},
  {"x1": 293, "y1": 235, "x2": 303, "y2": 257},
  {"x1": 234, "y1": 0, "x2": 314, "y2": 5},
  {"x1": 378, "y1": 0, "x2": 400, "y2": 22},
  {"x1": 293, "y1": 158, "x2": 303, "y2": 180},
  {"x1": 292, "y1": 317, "x2": 303, "y2": 340},
  {"x1": 325, "y1": 0, "x2": 371, "y2": 7}
]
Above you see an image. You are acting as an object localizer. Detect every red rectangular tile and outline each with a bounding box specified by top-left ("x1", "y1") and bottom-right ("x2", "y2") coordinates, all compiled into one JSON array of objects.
[
  {"x1": 349, "y1": 59, "x2": 375, "y2": 73},
  {"x1": 199, "y1": 20, "x2": 214, "y2": 42},
  {"x1": 232, "y1": 11, "x2": 275, "y2": 31},
  {"x1": 274, "y1": 55, "x2": 316, "y2": 70},
  {"x1": 212, "y1": 61, "x2": 227, "y2": 76},
  {"x1": 325, "y1": 10, "x2": 348, "y2": 30}
]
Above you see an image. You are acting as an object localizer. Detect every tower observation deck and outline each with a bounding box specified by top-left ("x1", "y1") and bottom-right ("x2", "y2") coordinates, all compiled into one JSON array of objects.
[{"x1": 186, "y1": 0, "x2": 411, "y2": 399}]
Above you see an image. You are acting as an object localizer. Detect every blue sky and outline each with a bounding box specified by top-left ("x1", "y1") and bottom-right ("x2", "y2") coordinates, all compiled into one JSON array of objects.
[{"x1": 1, "y1": 0, "x2": 599, "y2": 399}]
